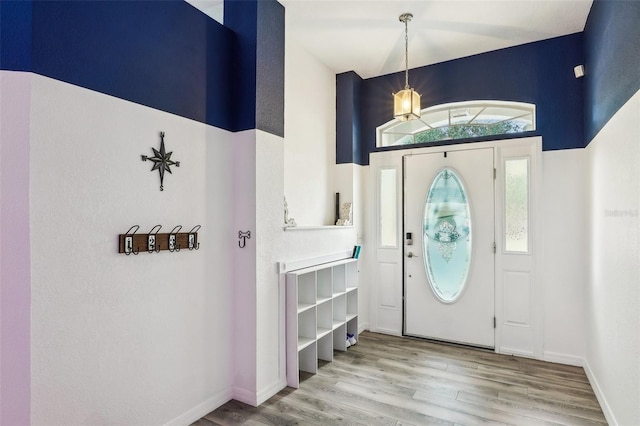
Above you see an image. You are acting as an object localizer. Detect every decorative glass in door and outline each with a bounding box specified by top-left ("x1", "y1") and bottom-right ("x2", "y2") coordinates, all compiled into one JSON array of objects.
[{"x1": 423, "y1": 168, "x2": 472, "y2": 303}]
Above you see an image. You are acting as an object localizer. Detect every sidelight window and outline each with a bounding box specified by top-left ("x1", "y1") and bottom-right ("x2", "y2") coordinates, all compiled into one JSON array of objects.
[{"x1": 504, "y1": 158, "x2": 529, "y2": 253}]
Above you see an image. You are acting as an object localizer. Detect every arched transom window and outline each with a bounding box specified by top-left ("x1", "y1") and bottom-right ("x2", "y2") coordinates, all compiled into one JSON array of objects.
[{"x1": 377, "y1": 101, "x2": 535, "y2": 147}]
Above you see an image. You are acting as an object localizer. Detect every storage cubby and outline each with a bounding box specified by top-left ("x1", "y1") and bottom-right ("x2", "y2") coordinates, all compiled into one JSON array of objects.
[
  {"x1": 332, "y1": 264, "x2": 346, "y2": 295},
  {"x1": 286, "y1": 258, "x2": 359, "y2": 388},
  {"x1": 347, "y1": 317, "x2": 358, "y2": 344},
  {"x1": 346, "y1": 288, "x2": 358, "y2": 322},
  {"x1": 317, "y1": 268, "x2": 332, "y2": 304},
  {"x1": 333, "y1": 323, "x2": 347, "y2": 352},
  {"x1": 316, "y1": 300, "x2": 333, "y2": 339},
  {"x1": 298, "y1": 272, "x2": 316, "y2": 311},
  {"x1": 333, "y1": 294, "x2": 346, "y2": 325},
  {"x1": 346, "y1": 262, "x2": 358, "y2": 291},
  {"x1": 298, "y1": 343, "x2": 317, "y2": 374},
  {"x1": 317, "y1": 333, "x2": 333, "y2": 362},
  {"x1": 297, "y1": 307, "x2": 316, "y2": 350}
]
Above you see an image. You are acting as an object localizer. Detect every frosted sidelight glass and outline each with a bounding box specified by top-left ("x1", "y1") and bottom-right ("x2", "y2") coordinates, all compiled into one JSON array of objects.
[
  {"x1": 380, "y1": 169, "x2": 397, "y2": 247},
  {"x1": 505, "y1": 158, "x2": 529, "y2": 252},
  {"x1": 423, "y1": 169, "x2": 472, "y2": 303}
]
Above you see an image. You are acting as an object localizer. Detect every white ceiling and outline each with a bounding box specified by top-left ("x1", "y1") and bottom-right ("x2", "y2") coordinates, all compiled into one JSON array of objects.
[
  {"x1": 187, "y1": 0, "x2": 593, "y2": 80},
  {"x1": 279, "y1": 0, "x2": 593, "y2": 79}
]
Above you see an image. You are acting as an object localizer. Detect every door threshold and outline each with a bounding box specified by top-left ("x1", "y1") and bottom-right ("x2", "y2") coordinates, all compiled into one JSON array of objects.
[{"x1": 402, "y1": 333, "x2": 495, "y2": 352}]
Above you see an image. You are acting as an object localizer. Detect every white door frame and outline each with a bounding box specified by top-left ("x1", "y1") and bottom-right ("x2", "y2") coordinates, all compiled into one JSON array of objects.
[{"x1": 368, "y1": 137, "x2": 542, "y2": 356}]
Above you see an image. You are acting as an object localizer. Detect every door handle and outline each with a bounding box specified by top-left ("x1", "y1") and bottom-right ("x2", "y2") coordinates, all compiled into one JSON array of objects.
[{"x1": 406, "y1": 251, "x2": 419, "y2": 258}]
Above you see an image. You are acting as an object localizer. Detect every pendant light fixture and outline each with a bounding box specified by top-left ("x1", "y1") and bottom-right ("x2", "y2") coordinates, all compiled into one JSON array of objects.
[{"x1": 393, "y1": 13, "x2": 421, "y2": 121}]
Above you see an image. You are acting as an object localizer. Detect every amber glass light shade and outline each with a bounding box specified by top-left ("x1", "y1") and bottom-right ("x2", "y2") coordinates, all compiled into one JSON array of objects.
[{"x1": 393, "y1": 88, "x2": 421, "y2": 121}]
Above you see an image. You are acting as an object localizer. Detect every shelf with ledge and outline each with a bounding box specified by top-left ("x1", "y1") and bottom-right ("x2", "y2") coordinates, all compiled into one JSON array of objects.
[{"x1": 283, "y1": 225, "x2": 354, "y2": 231}]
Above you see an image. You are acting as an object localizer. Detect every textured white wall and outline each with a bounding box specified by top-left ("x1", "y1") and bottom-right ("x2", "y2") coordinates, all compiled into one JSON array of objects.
[
  {"x1": 227, "y1": 128, "x2": 357, "y2": 407},
  {"x1": 540, "y1": 149, "x2": 587, "y2": 364},
  {"x1": 585, "y1": 90, "x2": 640, "y2": 426},
  {"x1": 284, "y1": 36, "x2": 336, "y2": 226},
  {"x1": 0, "y1": 71, "x2": 32, "y2": 425},
  {"x1": 29, "y1": 75, "x2": 234, "y2": 425},
  {"x1": 231, "y1": 130, "x2": 258, "y2": 404}
]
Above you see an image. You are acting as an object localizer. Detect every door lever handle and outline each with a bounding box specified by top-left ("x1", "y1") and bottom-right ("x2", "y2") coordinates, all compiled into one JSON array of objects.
[{"x1": 406, "y1": 251, "x2": 419, "y2": 258}]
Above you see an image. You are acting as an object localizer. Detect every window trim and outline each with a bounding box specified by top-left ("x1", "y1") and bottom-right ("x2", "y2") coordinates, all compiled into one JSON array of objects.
[{"x1": 377, "y1": 100, "x2": 536, "y2": 148}]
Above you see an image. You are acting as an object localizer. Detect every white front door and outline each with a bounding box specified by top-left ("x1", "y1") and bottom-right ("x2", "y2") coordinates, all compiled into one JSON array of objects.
[{"x1": 404, "y1": 148, "x2": 495, "y2": 348}]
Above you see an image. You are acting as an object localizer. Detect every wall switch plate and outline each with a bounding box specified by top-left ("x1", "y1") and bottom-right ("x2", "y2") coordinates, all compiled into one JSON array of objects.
[{"x1": 169, "y1": 234, "x2": 176, "y2": 250}]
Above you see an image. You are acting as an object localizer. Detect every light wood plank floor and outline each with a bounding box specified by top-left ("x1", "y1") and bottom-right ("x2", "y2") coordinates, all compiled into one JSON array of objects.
[{"x1": 193, "y1": 332, "x2": 606, "y2": 425}]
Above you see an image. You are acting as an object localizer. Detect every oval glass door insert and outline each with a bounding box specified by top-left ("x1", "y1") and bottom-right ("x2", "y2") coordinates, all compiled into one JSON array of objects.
[{"x1": 423, "y1": 168, "x2": 472, "y2": 303}]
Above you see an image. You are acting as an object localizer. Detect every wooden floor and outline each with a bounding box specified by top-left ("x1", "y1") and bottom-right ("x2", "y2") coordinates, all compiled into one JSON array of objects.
[{"x1": 193, "y1": 332, "x2": 606, "y2": 425}]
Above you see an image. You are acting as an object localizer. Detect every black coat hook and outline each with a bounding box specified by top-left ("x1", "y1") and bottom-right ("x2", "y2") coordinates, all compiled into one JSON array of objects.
[{"x1": 238, "y1": 231, "x2": 251, "y2": 248}]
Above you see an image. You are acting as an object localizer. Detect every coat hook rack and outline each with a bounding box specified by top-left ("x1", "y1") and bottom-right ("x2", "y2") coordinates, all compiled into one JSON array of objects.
[
  {"x1": 238, "y1": 230, "x2": 251, "y2": 248},
  {"x1": 118, "y1": 224, "x2": 201, "y2": 255}
]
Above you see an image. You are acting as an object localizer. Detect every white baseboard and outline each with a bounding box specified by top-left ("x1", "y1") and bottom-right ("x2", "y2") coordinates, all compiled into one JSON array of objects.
[
  {"x1": 498, "y1": 346, "x2": 535, "y2": 358},
  {"x1": 542, "y1": 351, "x2": 584, "y2": 367},
  {"x1": 358, "y1": 322, "x2": 369, "y2": 334},
  {"x1": 583, "y1": 358, "x2": 618, "y2": 426},
  {"x1": 232, "y1": 378, "x2": 287, "y2": 408},
  {"x1": 232, "y1": 386, "x2": 258, "y2": 407},
  {"x1": 370, "y1": 326, "x2": 402, "y2": 337},
  {"x1": 163, "y1": 388, "x2": 233, "y2": 426},
  {"x1": 256, "y1": 378, "x2": 287, "y2": 406}
]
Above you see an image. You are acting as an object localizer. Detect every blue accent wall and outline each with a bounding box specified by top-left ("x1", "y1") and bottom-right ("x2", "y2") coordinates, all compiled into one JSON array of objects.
[
  {"x1": 225, "y1": 0, "x2": 285, "y2": 136},
  {"x1": 256, "y1": 0, "x2": 285, "y2": 137},
  {"x1": 584, "y1": 0, "x2": 640, "y2": 143},
  {"x1": 338, "y1": 33, "x2": 585, "y2": 165},
  {"x1": 225, "y1": 0, "x2": 258, "y2": 132},
  {"x1": 29, "y1": 0, "x2": 235, "y2": 130},
  {"x1": 0, "y1": 0, "x2": 33, "y2": 71},
  {"x1": 336, "y1": 71, "x2": 363, "y2": 164},
  {"x1": 1, "y1": 0, "x2": 285, "y2": 135}
]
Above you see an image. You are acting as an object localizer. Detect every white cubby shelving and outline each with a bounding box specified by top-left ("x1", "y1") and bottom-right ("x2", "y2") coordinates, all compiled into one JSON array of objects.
[{"x1": 286, "y1": 258, "x2": 359, "y2": 388}]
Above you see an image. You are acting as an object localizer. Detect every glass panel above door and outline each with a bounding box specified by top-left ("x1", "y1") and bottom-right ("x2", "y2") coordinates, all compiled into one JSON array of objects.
[{"x1": 423, "y1": 169, "x2": 472, "y2": 303}]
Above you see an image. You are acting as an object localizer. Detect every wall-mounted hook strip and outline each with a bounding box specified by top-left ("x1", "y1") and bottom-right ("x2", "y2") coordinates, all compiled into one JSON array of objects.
[
  {"x1": 169, "y1": 225, "x2": 182, "y2": 252},
  {"x1": 118, "y1": 225, "x2": 201, "y2": 255},
  {"x1": 238, "y1": 230, "x2": 251, "y2": 248},
  {"x1": 148, "y1": 225, "x2": 162, "y2": 253},
  {"x1": 123, "y1": 225, "x2": 140, "y2": 255},
  {"x1": 188, "y1": 225, "x2": 201, "y2": 250}
]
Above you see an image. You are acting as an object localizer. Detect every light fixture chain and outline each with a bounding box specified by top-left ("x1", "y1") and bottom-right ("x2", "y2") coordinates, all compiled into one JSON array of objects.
[{"x1": 404, "y1": 16, "x2": 409, "y2": 89}]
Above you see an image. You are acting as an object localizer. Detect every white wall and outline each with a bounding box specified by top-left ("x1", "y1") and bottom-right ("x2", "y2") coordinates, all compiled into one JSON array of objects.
[
  {"x1": 585, "y1": 90, "x2": 640, "y2": 426},
  {"x1": 228, "y1": 125, "x2": 357, "y2": 408},
  {"x1": 284, "y1": 36, "x2": 336, "y2": 226},
  {"x1": 231, "y1": 130, "x2": 258, "y2": 405},
  {"x1": 0, "y1": 71, "x2": 32, "y2": 425},
  {"x1": 28, "y1": 74, "x2": 234, "y2": 425},
  {"x1": 540, "y1": 149, "x2": 587, "y2": 365}
]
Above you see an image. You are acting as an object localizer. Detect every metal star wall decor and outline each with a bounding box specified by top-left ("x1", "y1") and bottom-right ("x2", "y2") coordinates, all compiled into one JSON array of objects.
[{"x1": 141, "y1": 131, "x2": 180, "y2": 191}]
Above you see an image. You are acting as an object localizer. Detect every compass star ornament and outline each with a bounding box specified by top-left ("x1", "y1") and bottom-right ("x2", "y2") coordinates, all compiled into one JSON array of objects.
[{"x1": 141, "y1": 132, "x2": 180, "y2": 191}]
